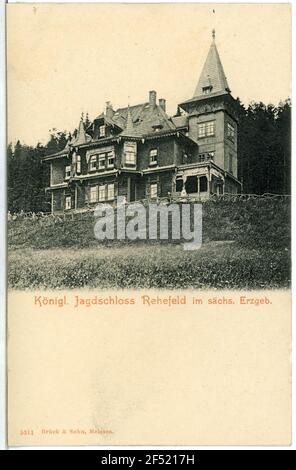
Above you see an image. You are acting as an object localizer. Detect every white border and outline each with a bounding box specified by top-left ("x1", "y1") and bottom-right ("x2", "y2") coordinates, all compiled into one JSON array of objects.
[
  {"x1": 1, "y1": 0, "x2": 294, "y2": 451},
  {"x1": 0, "y1": 0, "x2": 6, "y2": 452}
]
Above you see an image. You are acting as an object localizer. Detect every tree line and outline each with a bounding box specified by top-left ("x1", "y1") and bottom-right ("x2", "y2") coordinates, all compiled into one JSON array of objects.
[
  {"x1": 7, "y1": 100, "x2": 291, "y2": 213},
  {"x1": 237, "y1": 99, "x2": 291, "y2": 195}
]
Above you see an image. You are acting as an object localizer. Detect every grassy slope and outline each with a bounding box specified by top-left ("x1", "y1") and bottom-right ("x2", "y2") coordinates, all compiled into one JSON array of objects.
[
  {"x1": 8, "y1": 243, "x2": 290, "y2": 290},
  {"x1": 8, "y1": 198, "x2": 291, "y2": 289}
]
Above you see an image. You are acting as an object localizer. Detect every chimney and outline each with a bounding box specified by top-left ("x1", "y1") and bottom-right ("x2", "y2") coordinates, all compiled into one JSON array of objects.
[
  {"x1": 106, "y1": 101, "x2": 114, "y2": 119},
  {"x1": 159, "y1": 98, "x2": 166, "y2": 112},
  {"x1": 149, "y1": 90, "x2": 157, "y2": 107}
]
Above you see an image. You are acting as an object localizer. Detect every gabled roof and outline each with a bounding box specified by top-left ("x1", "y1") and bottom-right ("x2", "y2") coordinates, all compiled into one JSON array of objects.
[
  {"x1": 171, "y1": 115, "x2": 189, "y2": 129},
  {"x1": 95, "y1": 100, "x2": 176, "y2": 138},
  {"x1": 93, "y1": 112, "x2": 122, "y2": 130},
  {"x1": 193, "y1": 30, "x2": 230, "y2": 98},
  {"x1": 110, "y1": 104, "x2": 144, "y2": 130}
]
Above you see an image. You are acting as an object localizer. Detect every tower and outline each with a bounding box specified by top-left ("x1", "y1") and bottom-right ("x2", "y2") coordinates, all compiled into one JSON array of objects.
[{"x1": 179, "y1": 30, "x2": 239, "y2": 183}]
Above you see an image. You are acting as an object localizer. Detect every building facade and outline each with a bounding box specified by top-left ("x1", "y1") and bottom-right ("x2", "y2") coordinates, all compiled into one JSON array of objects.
[{"x1": 43, "y1": 31, "x2": 241, "y2": 213}]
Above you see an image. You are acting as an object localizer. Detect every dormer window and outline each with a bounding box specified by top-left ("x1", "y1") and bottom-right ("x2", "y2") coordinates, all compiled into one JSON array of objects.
[
  {"x1": 152, "y1": 124, "x2": 163, "y2": 133},
  {"x1": 202, "y1": 86, "x2": 213, "y2": 95},
  {"x1": 99, "y1": 125, "x2": 105, "y2": 137}
]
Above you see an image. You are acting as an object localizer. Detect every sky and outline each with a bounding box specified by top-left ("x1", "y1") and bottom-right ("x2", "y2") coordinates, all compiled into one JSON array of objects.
[{"x1": 7, "y1": 3, "x2": 291, "y2": 146}]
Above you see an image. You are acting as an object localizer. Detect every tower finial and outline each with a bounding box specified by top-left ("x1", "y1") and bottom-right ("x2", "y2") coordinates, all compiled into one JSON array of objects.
[{"x1": 212, "y1": 28, "x2": 215, "y2": 41}]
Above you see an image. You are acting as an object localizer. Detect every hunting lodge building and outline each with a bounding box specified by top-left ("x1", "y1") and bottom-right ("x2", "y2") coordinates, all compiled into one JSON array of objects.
[{"x1": 44, "y1": 31, "x2": 241, "y2": 213}]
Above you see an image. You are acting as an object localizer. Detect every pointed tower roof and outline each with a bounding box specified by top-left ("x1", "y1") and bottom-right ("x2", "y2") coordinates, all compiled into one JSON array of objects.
[
  {"x1": 193, "y1": 29, "x2": 230, "y2": 98},
  {"x1": 71, "y1": 116, "x2": 91, "y2": 146},
  {"x1": 120, "y1": 105, "x2": 139, "y2": 137}
]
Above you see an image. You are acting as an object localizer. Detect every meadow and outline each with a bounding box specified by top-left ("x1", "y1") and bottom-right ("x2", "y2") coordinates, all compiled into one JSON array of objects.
[{"x1": 8, "y1": 196, "x2": 291, "y2": 290}]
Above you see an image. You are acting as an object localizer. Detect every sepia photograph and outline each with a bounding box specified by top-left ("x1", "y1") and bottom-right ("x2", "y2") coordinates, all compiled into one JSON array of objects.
[{"x1": 7, "y1": 3, "x2": 291, "y2": 291}]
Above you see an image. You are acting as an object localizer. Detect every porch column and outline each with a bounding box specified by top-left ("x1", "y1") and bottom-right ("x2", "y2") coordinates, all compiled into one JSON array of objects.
[
  {"x1": 127, "y1": 176, "x2": 131, "y2": 202},
  {"x1": 75, "y1": 185, "x2": 78, "y2": 210}
]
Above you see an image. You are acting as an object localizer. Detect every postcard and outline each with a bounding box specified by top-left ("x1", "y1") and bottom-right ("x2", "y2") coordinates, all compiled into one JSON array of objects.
[{"x1": 6, "y1": 3, "x2": 291, "y2": 446}]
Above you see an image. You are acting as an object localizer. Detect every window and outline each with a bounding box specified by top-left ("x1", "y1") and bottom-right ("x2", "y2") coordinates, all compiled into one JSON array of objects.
[
  {"x1": 99, "y1": 185, "x2": 106, "y2": 201},
  {"x1": 198, "y1": 123, "x2": 206, "y2": 138},
  {"x1": 124, "y1": 142, "x2": 137, "y2": 165},
  {"x1": 198, "y1": 151, "x2": 215, "y2": 162},
  {"x1": 185, "y1": 176, "x2": 198, "y2": 194},
  {"x1": 90, "y1": 186, "x2": 97, "y2": 203},
  {"x1": 65, "y1": 196, "x2": 71, "y2": 210},
  {"x1": 200, "y1": 176, "x2": 208, "y2": 193},
  {"x1": 198, "y1": 121, "x2": 215, "y2": 138},
  {"x1": 153, "y1": 124, "x2": 163, "y2": 132},
  {"x1": 90, "y1": 155, "x2": 97, "y2": 172},
  {"x1": 150, "y1": 183, "x2": 158, "y2": 199},
  {"x1": 107, "y1": 152, "x2": 115, "y2": 168},
  {"x1": 202, "y1": 86, "x2": 212, "y2": 95},
  {"x1": 76, "y1": 155, "x2": 81, "y2": 174},
  {"x1": 176, "y1": 178, "x2": 183, "y2": 192},
  {"x1": 149, "y1": 149, "x2": 158, "y2": 165},
  {"x1": 206, "y1": 121, "x2": 215, "y2": 136},
  {"x1": 125, "y1": 151, "x2": 136, "y2": 165},
  {"x1": 227, "y1": 123, "x2": 235, "y2": 141},
  {"x1": 99, "y1": 125, "x2": 105, "y2": 137},
  {"x1": 65, "y1": 165, "x2": 71, "y2": 179},
  {"x1": 107, "y1": 183, "x2": 115, "y2": 200},
  {"x1": 98, "y1": 154, "x2": 106, "y2": 170}
]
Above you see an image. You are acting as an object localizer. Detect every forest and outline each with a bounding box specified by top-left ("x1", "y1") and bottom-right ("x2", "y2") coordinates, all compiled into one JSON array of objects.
[{"x1": 7, "y1": 99, "x2": 291, "y2": 213}]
